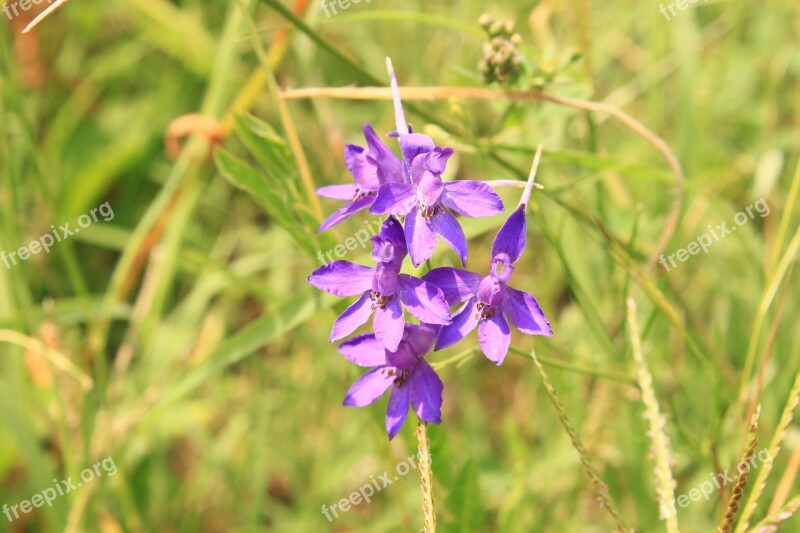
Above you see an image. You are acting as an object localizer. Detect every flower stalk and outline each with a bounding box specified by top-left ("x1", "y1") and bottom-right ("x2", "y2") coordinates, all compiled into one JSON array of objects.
[{"x1": 416, "y1": 420, "x2": 436, "y2": 533}]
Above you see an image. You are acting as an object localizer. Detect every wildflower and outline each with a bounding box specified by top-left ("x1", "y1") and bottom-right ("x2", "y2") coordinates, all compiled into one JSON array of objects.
[
  {"x1": 370, "y1": 62, "x2": 504, "y2": 267},
  {"x1": 308, "y1": 216, "x2": 451, "y2": 350},
  {"x1": 316, "y1": 123, "x2": 404, "y2": 232},
  {"x1": 340, "y1": 324, "x2": 444, "y2": 440},
  {"x1": 423, "y1": 205, "x2": 552, "y2": 364}
]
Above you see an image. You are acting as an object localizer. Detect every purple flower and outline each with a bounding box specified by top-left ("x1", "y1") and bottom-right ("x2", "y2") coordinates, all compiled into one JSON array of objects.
[
  {"x1": 340, "y1": 323, "x2": 444, "y2": 440},
  {"x1": 370, "y1": 136, "x2": 505, "y2": 267},
  {"x1": 308, "y1": 217, "x2": 451, "y2": 351},
  {"x1": 316, "y1": 123, "x2": 404, "y2": 232},
  {"x1": 370, "y1": 63, "x2": 504, "y2": 267},
  {"x1": 422, "y1": 205, "x2": 553, "y2": 365}
]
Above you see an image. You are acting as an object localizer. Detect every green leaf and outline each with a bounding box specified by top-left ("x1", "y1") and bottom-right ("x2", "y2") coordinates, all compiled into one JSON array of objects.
[
  {"x1": 233, "y1": 113, "x2": 294, "y2": 190},
  {"x1": 215, "y1": 148, "x2": 322, "y2": 257},
  {"x1": 215, "y1": 148, "x2": 288, "y2": 220}
]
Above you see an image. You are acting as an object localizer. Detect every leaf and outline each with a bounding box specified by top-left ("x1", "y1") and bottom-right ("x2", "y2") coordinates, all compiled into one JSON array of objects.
[
  {"x1": 233, "y1": 113, "x2": 294, "y2": 191},
  {"x1": 215, "y1": 147, "x2": 320, "y2": 256},
  {"x1": 215, "y1": 148, "x2": 289, "y2": 222}
]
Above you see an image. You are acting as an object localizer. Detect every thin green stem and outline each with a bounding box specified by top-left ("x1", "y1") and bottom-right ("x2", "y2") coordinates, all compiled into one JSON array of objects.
[
  {"x1": 508, "y1": 346, "x2": 635, "y2": 384},
  {"x1": 528, "y1": 349, "x2": 630, "y2": 532}
]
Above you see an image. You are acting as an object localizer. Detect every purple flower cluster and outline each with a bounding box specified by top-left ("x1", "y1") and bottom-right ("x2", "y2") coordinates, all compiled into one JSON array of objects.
[{"x1": 308, "y1": 63, "x2": 553, "y2": 439}]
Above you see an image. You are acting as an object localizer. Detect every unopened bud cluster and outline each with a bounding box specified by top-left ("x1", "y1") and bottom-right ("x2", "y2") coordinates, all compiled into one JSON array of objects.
[{"x1": 478, "y1": 14, "x2": 523, "y2": 85}]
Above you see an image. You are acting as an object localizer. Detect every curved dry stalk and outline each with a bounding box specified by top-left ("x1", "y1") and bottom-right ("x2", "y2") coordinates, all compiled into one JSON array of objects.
[{"x1": 280, "y1": 85, "x2": 684, "y2": 271}]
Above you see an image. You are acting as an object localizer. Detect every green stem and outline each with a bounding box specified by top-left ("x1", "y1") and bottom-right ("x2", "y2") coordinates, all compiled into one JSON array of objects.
[
  {"x1": 508, "y1": 346, "x2": 635, "y2": 385},
  {"x1": 529, "y1": 349, "x2": 630, "y2": 532}
]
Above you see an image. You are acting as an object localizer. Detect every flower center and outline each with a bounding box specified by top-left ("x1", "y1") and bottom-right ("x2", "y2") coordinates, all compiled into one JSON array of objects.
[
  {"x1": 417, "y1": 203, "x2": 448, "y2": 221},
  {"x1": 353, "y1": 189, "x2": 376, "y2": 202},
  {"x1": 369, "y1": 290, "x2": 393, "y2": 309},
  {"x1": 382, "y1": 367, "x2": 412, "y2": 387},
  {"x1": 474, "y1": 301, "x2": 496, "y2": 320}
]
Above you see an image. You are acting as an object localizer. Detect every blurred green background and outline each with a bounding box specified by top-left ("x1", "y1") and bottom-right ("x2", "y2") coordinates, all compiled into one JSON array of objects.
[{"x1": 1, "y1": 0, "x2": 798, "y2": 531}]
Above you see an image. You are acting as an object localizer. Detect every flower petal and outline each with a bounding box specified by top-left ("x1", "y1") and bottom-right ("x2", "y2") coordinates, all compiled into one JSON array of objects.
[
  {"x1": 351, "y1": 152, "x2": 381, "y2": 191},
  {"x1": 410, "y1": 360, "x2": 443, "y2": 424},
  {"x1": 397, "y1": 274, "x2": 451, "y2": 325},
  {"x1": 386, "y1": 384, "x2": 410, "y2": 440},
  {"x1": 405, "y1": 209, "x2": 438, "y2": 267},
  {"x1": 491, "y1": 205, "x2": 527, "y2": 263},
  {"x1": 399, "y1": 133, "x2": 435, "y2": 166},
  {"x1": 432, "y1": 209, "x2": 468, "y2": 266},
  {"x1": 410, "y1": 146, "x2": 453, "y2": 180},
  {"x1": 373, "y1": 296, "x2": 405, "y2": 351},
  {"x1": 344, "y1": 144, "x2": 365, "y2": 177},
  {"x1": 442, "y1": 180, "x2": 504, "y2": 218},
  {"x1": 388, "y1": 63, "x2": 410, "y2": 136},
  {"x1": 317, "y1": 195, "x2": 375, "y2": 233},
  {"x1": 478, "y1": 312, "x2": 511, "y2": 365},
  {"x1": 379, "y1": 216, "x2": 407, "y2": 256},
  {"x1": 503, "y1": 286, "x2": 553, "y2": 336},
  {"x1": 403, "y1": 323, "x2": 440, "y2": 355},
  {"x1": 338, "y1": 334, "x2": 389, "y2": 367},
  {"x1": 385, "y1": 342, "x2": 419, "y2": 369},
  {"x1": 330, "y1": 293, "x2": 373, "y2": 342},
  {"x1": 363, "y1": 124, "x2": 404, "y2": 184},
  {"x1": 317, "y1": 183, "x2": 358, "y2": 201},
  {"x1": 417, "y1": 171, "x2": 444, "y2": 206},
  {"x1": 435, "y1": 299, "x2": 479, "y2": 350},
  {"x1": 308, "y1": 261, "x2": 374, "y2": 296},
  {"x1": 343, "y1": 367, "x2": 394, "y2": 407},
  {"x1": 422, "y1": 267, "x2": 482, "y2": 305},
  {"x1": 370, "y1": 183, "x2": 417, "y2": 215},
  {"x1": 372, "y1": 262, "x2": 399, "y2": 296}
]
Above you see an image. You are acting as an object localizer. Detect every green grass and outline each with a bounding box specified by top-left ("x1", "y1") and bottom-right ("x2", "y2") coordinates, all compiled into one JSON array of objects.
[{"x1": 0, "y1": 0, "x2": 799, "y2": 531}]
